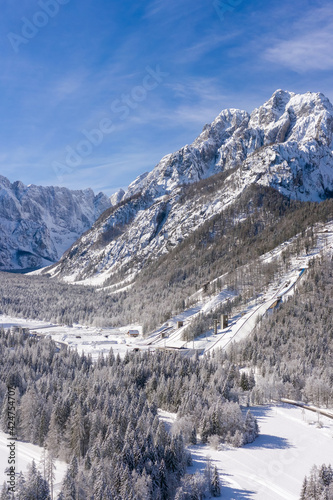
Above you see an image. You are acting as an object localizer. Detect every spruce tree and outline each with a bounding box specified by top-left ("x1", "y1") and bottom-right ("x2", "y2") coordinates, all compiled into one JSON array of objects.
[{"x1": 211, "y1": 466, "x2": 221, "y2": 497}]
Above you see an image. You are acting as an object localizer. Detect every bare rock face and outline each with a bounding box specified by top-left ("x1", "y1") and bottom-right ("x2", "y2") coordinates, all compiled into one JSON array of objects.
[
  {"x1": 0, "y1": 177, "x2": 111, "y2": 270},
  {"x1": 40, "y1": 90, "x2": 333, "y2": 283}
]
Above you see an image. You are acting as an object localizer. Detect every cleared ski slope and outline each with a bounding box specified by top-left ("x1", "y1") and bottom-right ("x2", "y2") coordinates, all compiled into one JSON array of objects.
[
  {"x1": 1, "y1": 221, "x2": 333, "y2": 359},
  {"x1": 147, "y1": 220, "x2": 333, "y2": 353}
]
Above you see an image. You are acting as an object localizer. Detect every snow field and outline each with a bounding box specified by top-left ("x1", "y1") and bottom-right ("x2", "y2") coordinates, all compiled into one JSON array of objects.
[
  {"x1": 181, "y1": 404, "x2": 333, "y2": 500},
  {"x1": 0, "y1": 431, "x2": 67, "y2": 495}
]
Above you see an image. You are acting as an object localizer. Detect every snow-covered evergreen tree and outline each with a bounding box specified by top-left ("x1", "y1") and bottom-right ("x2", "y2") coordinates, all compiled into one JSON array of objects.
[
  {"x1": 23, "y1": 460, "x2": 50, "y2": 500},
  {"x1": 210, "y1": 466, "x2": 221, "y2": 497}
]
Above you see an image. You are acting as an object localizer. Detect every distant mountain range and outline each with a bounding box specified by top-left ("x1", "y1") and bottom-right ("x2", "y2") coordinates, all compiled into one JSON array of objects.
[
  {"x1": 41, "y1": 90, "x2": 333, "y2": 284},
  {"x1": 0, "y1": 177, "x2": 111, "y2": 270}
]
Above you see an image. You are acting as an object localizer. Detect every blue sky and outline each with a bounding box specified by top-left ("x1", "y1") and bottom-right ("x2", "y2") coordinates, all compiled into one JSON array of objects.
[{"x1": 1, "y1": 0, "x2": 333, "y2": 196}]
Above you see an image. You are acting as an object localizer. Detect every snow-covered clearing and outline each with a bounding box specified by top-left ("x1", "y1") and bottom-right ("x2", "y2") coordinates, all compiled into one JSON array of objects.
[
  {"x1": 0, "y1": 314, "x2": 144, "y2": 359},
  {"x1": 186, "y1": 404, "x2": 333, "y2": 500},
  {"x1": 158, "y1": 403, "x2": 333, "y2": 499},
  {"x1": 0, "y1": 431, "x2": 67, "y2": 495}
]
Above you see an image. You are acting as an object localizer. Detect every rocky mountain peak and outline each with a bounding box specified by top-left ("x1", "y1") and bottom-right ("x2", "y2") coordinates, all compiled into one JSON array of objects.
[
  {"x1": 121, "y1": 90, "x2": 333, "y2": 205},
  {"x1": 44, "y1": 90, "x2": 333, "y2": 285},
  {"x1": 0, "y1": 177, "x2": 111, "y2": 270}
]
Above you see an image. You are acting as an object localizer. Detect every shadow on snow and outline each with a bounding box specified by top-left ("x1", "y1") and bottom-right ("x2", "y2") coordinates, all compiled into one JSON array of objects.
[{"x1": 245, "y1": 433, "x2": 291, "y2": 450}]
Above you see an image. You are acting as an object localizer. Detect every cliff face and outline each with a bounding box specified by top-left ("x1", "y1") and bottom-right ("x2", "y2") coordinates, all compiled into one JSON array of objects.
[{"x1": 0, "y1": 177, "x2": 111, "y2": 270}]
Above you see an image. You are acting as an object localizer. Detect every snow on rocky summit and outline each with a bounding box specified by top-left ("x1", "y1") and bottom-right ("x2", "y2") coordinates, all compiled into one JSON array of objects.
[
  {"x1": 40, "y1": 90, "x2": 333, "y2": 283},
  {"x1": 0, "y1": 177, "x2": 111, "y2": 270}
]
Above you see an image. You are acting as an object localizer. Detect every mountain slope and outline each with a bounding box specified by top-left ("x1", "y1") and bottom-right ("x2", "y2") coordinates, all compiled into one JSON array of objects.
[
  {"x1": 0, "y1": 176, "x2": 111, "y2": 270},
  {"x1": 44, "y1": 90, "x2": 333, "y2": 284}
]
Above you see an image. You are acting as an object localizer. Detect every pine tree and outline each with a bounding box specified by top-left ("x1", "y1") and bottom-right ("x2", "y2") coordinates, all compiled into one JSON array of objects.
[
  {"x1": 240, "y1": 372, "x2": 250, "y2": 391},
  {"x1": 165, "y1": 445, "x2": 178, "y2": 473},
  {"x1": 300, "y1": 477, "x2": 307, "y2": 500},
  {"x1": 92, "y1": 464, "x2": 107, "y2": 500},
  {"x1": 19, "y1": 388, "x2": 39, "y2": 442},
  {"x1": 68, "y1": 456, "x2": 79, "y2": 479},
  {"x1": 0, "y1": 393, "x2": 9, "y2": 434},
  {"x1": 211, "y1": 466, "x2": 221, "y2": 497},
  {"x1": 0, "y1": 482, "x2": 14, "y2": 500},
  {"x1": 159, "y1": 459, "x2": 168, "y2": 500},
  {"x1": 243, "y1": 410, "x2": 259, "y2": 444},
  {"x1": 16, "y1": 472, "x2": 26, "y2": 500},
  {"x1": 46, "y1": 449, "x2": 57, "y2": 500},
  {"x1": 24, "y1": 459, "x2": 50, "y2": 500},
  {"x1": 68, "y1": 405, "x2": 86, "y2": 458},
  {"x1": 60, "y1": 468, "x2": 76, "y2": 500},
  {"x1": 38, "y1": 409, "x2": 49, "y2": 447},
  {"x1": 189, "y1": 426, "x2": 197, "y2": 445}
]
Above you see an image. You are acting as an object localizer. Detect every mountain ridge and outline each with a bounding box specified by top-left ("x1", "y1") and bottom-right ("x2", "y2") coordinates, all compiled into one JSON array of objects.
[
  {"x1": 0, "y1": 176, "x2": 111, "y2": 271},
  {"x1": 38, "y1": 90, "x2": 333, "y2": 284},
  {"x1": 116, "y1": 89, "x2": 333, "y2": 202}
]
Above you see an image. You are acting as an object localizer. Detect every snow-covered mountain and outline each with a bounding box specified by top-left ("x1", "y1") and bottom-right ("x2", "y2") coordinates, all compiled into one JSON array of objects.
[
  {"x1": 45, "y1": 90, "x2": 333, "y2": 283},
  {"x1": 0, "y1": 176, "x2": 111, "y2": 270},
  {"x1": 124, "y1": 89, "x2": 333, "y2": 201}
]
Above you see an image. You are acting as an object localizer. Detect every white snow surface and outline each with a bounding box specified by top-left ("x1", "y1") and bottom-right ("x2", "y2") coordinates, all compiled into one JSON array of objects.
[
  {"x1": 3, "y1": 220, "x2": 333, "y2": 359},
  {"x1": 0, "y1": 431, "x2": 67, "y2": 495},
  {"x1": 0, "y1": 314, "x2": 144, "y2": 360},
  {"x1": 147, "y1": 219, "x2": 333, "y2": 351},
  {"x1": 158, "y1": 403, "x2": 333, "y2": 500},
  {"x1": 1, "y1": 222, "x2": 332, "y2": 499},
  {"x1": 187, "y1": 404, "x2": 333, "y2": 500}
]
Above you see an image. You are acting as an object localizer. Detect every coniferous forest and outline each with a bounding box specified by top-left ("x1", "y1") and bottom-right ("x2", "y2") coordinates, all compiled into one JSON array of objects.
[
  {"x1": 0, "y1": 181, "x2": 332, "y2": 499},
  {"x1": 231, "y1": 255, "x2": 333, "y2": 408},
  {"x1": 0, "y1": 329, "x2": 258, "y2": 499},
  {"x1": 1, "y1": 217, "x2": 333, "y2": 498}
]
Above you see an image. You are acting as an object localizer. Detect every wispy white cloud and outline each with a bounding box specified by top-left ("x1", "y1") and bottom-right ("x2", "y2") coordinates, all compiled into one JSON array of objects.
[
  {"x1": 143, "y1": 0, "x2": 165, "y2": 19},
  {"x1": 142, "y1": 0, "x2": 197, "y2": 22},
  {"x1": 265, "y1": 31, "x2": 333, "y2": 72},
  {"x1": 263, "y1": 5, "x2": 333, "y2": 72},
  {"x1": 167, "y1": 77, "x2": 227, "y2": 102},
  {"x1": 176, "y1": 31, "x2": 241, "y2": 64}
]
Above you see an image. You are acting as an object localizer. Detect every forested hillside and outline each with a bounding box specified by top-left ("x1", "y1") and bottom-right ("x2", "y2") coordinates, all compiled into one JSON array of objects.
[
  {"x1": 0, "y1": 330, "x2": 258, "y2": 499},
  {"x1": 232, "y1": 254, "x2": 333, "y2": 407},
  {"x1": 1, "y1": 187, "x2": 333, "y2": 334},
  {"x1": 44, "y1": 90, "x2": 333, "y2": 285}
]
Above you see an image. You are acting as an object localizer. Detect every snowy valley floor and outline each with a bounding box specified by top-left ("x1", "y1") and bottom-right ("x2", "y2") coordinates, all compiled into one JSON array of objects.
[{"x1": 186, "y1": 403, "x2": 333, "y2": 500}]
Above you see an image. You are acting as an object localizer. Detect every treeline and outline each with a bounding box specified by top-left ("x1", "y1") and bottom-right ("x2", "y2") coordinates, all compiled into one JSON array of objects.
[
  {"x1": 0, "y1": 272, "x2": 122, "y2": 328},
  {"x1": 1, "y1": 460, "x2": 50, "y2": 500},
  {"x1": 0, "y1": 330, "x2": 258, "y2": 499}
]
